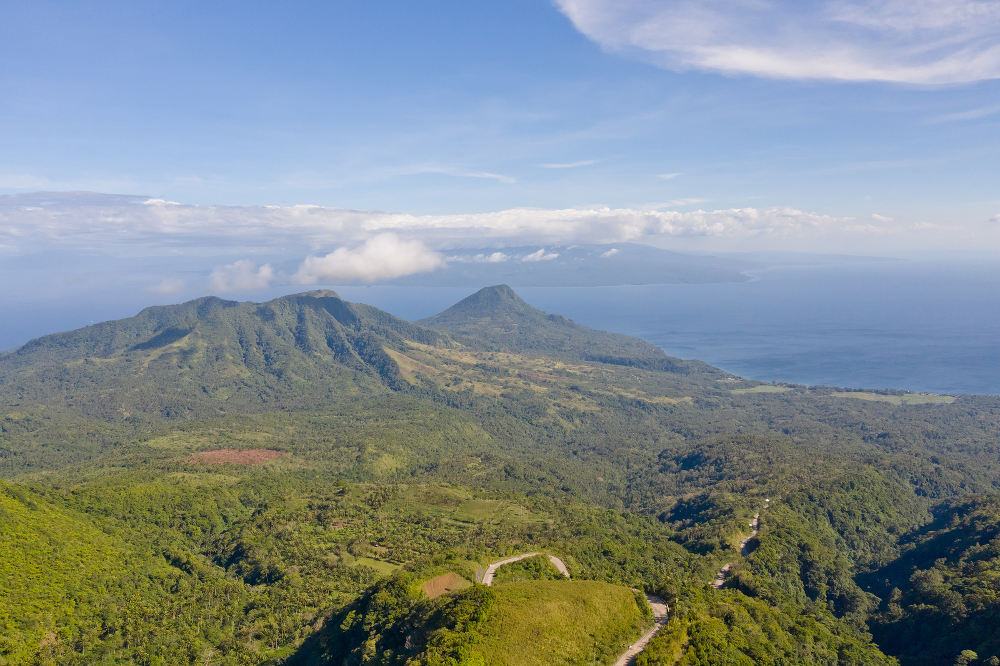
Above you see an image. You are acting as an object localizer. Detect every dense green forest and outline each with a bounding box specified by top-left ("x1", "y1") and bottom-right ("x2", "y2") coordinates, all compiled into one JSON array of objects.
[{"x1": 2, "y1": 286, "x2": 999, "y2": 664}]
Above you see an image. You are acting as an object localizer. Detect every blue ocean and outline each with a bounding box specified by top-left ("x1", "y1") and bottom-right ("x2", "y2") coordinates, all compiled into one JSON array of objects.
[{"x1": 335, "y1": 260, "x2": 1000, "y2": 396}]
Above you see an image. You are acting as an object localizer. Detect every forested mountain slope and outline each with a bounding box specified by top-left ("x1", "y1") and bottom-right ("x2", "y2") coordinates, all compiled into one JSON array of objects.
[
  {"x1": 2, "y1": 287, "x2": 1000, "y2": 665},
  {"x1": 419, "y1": 284, "x2": 709, "y2": 373},
  {"x1": 1, "y1": 290, "x2": 444, "y2": 416}
]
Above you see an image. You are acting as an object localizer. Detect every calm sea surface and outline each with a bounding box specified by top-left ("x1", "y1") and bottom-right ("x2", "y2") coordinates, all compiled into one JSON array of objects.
[{"x1": 336, "y1": 261, "x2": 1000, "y2": 396}]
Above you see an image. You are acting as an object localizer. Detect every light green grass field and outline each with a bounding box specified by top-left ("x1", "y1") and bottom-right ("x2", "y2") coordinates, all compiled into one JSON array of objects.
[
  {"x1": 731, "y1": 385, "x2": 792, "y2": 394},
  {"x1": 476, "y1": 579, "x2": 649, "y2": 665},
  {"x1": 831, "y1": 391, "x2": 955, "y2": 405}
]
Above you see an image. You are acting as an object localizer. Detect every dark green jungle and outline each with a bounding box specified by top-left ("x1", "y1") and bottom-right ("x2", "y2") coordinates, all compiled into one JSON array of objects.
[{"x1": 3, "y1": 285, "x2": 999, "y2": 665}]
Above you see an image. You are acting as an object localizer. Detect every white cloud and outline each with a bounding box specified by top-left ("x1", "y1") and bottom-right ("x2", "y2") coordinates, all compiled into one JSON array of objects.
[
  {"x1": 0, "y1": 191, "x2": 926, "y2": 258},
  {"x1": 871, "y1": 213, "x2": 894, "y2": 223},
  {"x1": 522, "y1": 248, "x2": 560, "y2": 262},
  {"x1": 990, "y1": 213, "x2": 1000, "y2": 224},
  {"x1": 7, "y1": 193, "x2": 968, "y2": 260},
  {"x1": 657, "y1": 172, "x2": 682, "y2": 180},
  {"x1": 601, "y1": 248, "x2": 620, "y2": 257},
  {"x1": 147, "y1": 277, "x2": 186, "y2": 295},
  {"x1": 395, "y1": 164, "x2": 516, "y2": 184},
  {"x1": 554, "y1": 0, "x2": 1000, "y2": 84},
  {"x1": 539, "y1": 159, "x2": 599, "y2": 169},
  {"x1": 478, "y1": 251, "x2": 510, "y2": 263},
  {"x1": 209, "y1": 260, "x2": 274, "y2": 292},
  {"x1": 930, "y1": 103, "x2": 1000, "y2": 123},
  {"x1": 446, "y1": 251, "x2": 512, "y2": 263},
  {"x1": 294, "y1": 233, "x2": 443, "y2": 284}
]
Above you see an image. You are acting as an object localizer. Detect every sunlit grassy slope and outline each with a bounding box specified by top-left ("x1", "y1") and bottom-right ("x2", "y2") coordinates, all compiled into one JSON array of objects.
[{"x1": 476, "y1": 580, "x2": 649, "y2": 666}]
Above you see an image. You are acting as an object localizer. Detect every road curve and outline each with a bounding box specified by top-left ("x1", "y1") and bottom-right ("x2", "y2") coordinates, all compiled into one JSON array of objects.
[
  {"x1": 480, "y1": 552, "x2": 668, "y2": 665},
  {"x1": 612, "y1": 594, "x2": 669, "y2": 666},
  {"x1": 480, "y1": 552, "x2": 570, "y2": 586},
  {"x1": 714, "y1": 511, "x2": 761, "y2": 589}
]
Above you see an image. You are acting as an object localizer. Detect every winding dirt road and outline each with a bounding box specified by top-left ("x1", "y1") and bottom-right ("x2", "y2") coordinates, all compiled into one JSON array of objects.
[
  {"x1": 480, "y1": 552, "x2": 570, "y2": 586},
  {"x1": 713, "y1": 511, "x2": 761, "y2": 589},
  {"x1": 612, "y1": 593, "x2": 669, "y2": 666},
  {"x1": 480, "y1": 552, "x2": 669, "y2": 665}
]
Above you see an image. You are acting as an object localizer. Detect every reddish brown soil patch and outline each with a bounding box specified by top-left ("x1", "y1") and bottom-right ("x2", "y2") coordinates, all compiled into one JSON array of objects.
[
  {"x1": 190, "y1": 448, "x2": 288, "y2": 465},
  {"x1": 423, "y1": 572, "x2": 472, "y2": 598}
]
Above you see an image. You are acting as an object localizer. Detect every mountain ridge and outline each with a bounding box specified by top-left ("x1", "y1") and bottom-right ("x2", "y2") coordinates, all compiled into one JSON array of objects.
[{"x1": 420, "y1": 284, "x2": 708, "y2": 374}]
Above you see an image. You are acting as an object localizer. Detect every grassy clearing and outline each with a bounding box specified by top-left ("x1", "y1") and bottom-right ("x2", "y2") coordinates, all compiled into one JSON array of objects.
[
  {"x1": 350, "y1": 556, "x2": 400, "y2": 575},
  {"x1": 731, "y1": 385, "x2": 792, "y2": 394},
  {"x1": 831, "y1": 391, "x2": 955, "y2": 405},
  {"x1": 476, "y1": 580, "x2": 648, "y2": 665},
  {"x1": 383, "y1": 347, "x2": 439, "y2": 382},
  {"x1": 422, "y1": 572, "x2": 473, "y2": 598}
]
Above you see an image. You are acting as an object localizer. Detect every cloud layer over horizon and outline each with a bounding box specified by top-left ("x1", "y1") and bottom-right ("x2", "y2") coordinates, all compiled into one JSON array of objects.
[
  {"x1": 0, "y1": 191, "x2": 880, "y2": 255},
  {"x1": 0, "y1": 190, "x2": 990, "y2": 300}
]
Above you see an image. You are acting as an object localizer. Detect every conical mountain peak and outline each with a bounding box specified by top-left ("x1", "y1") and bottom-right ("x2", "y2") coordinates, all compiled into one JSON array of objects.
[
  {"x1": 420, "y1": 285, "x2": 691, "y2": 373},
  {"x1": 439, "y1": 284, "x2": 533, "y2": 317}
]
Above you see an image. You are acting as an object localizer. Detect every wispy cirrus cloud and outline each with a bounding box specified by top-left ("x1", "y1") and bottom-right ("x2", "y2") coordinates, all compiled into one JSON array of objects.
[
  {"x1": 554, "y1": 0, "x2": 1000, "y2": 84},
  {"x1": 393, "y1": 164, "x2": 516, "y2": 184},
  {"x1": 538, "y1": 159, "x2": 599, "y2": 169},
  {"x1": 930, "y1": 103, "x2": 1000, "y2": 123}
]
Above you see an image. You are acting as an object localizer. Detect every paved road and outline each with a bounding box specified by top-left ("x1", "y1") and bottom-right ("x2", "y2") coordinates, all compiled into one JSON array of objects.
[
  {"x1": 713, "y1": 511, "x2": 761, "y2": 589},
  {"x1": 480, "y1": 552, "x2": 570, "y2": 586},
  {"x1": 612, "y1": 594, "x2": 669, "y2": 666}
]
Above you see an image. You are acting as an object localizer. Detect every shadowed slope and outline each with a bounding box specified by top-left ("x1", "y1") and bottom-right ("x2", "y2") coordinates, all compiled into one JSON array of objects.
[{"x1": 0, "y1": 290, "x2": 447, "y2": 424}]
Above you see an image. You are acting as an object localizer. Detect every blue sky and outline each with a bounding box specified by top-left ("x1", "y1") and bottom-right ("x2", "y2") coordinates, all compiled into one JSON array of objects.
[
  {"x1": 2, "y1": 0, "x2": 998, "y2": 215},
  {"x1": 1, "y1": 0, "x2": 1000, "y2": 333}
]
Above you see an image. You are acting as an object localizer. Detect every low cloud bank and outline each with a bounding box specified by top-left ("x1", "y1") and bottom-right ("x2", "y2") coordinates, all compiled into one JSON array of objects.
[
  {"x1": 1, "y1": 191, "x2": 969, "y2": 295},
  {"x1": 0, "y1": 192, "x2": 866, "y2": 253}
]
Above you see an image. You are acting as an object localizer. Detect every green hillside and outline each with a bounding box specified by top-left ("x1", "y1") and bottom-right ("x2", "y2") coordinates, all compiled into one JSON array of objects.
[
  {"x1": 0, "y1": 290, "x2": 445, "y2": 420},
  {"x1": 419, "y1": 284, "x2": 708, "y2": 373},
  {"x1": 0, "y1": 481, "x2": 126, "y2": 663},
  {"x1": 2, "y1": 287, "x2": 1000, "y2": 664},
  {"x1": 476, "y1": 580, "x2": 649, "y2": 665}
]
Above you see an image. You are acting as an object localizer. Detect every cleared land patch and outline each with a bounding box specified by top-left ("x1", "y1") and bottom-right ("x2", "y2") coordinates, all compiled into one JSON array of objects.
[
  {"x1": 476, "y1": 580, "x2": 649, "y2": 666},
  {"x1": 423, "y1": 572, "x2": 472, "y2": 598},
  {"x1": 831, "y1": 391, "x2": 955, "y2": 405},
  {"x1": 189, "y1": 448, "x2": 288, "y2": 465},
  {"x1": 731, "y1": 385, "x2": 792, "y2": 394},
  {"x1": 383, "y1": 347, "x2": 439, "y2": 382}
]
